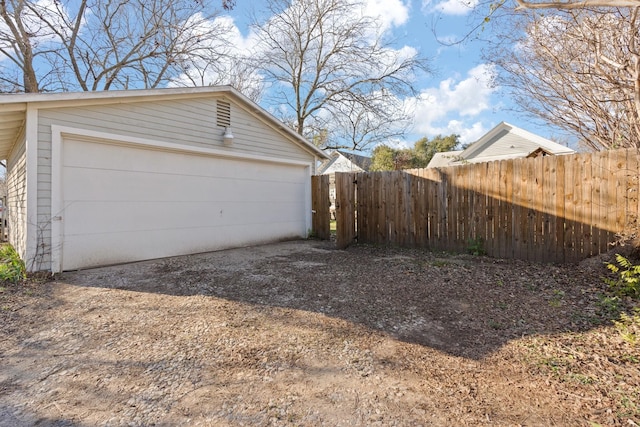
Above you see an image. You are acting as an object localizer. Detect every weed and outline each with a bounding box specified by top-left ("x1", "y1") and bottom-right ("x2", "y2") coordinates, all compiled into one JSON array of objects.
[
  {"x1": 0, "y1": 245, "x2": 26, "y2": 284},
  {"x1": 570, "y1": 310, "x2": 596, "y2": 325},
  {"x1": 567, "y1": 373, "x2": 595, "y2": 385},
  {"x1": 467, "y1": 237, "x2": 486, "y2": 256},
  {"x1": 613, "y1": 308, "x2": 640, "y2": 346},
  {"x1": 620, "y1": 354, "x2": 639, "y2": 363},
  {"x1": 596, "y1": 294, "x2": 621, "y2": 318},
  {"x1": 539, "y1": 357, "x2": 564, "y2": 373},
  {"x1": 431, "y1": 259, "x2": 450, "y2": 267},
  {"x1": 488, "y1": 320, "x2": 504, "y2": 330},
  {"x1": 548, "y1": 289, "x2": 565, "y2": 307},
  {"x1": 604, "y1": 254, "x2": 640, "y2": 299}
]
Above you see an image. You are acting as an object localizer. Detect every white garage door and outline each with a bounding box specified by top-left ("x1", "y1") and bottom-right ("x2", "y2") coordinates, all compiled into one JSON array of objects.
[{"x1": 57, "y1": 136, "x2": 309, "y2": 271}]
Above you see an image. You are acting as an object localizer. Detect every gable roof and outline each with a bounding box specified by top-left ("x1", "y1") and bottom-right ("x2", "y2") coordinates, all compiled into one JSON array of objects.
[
  {"x1": 460, "y1": 122, "x2": 574, "y2": 161},
  {"x1": 317, "y1": 149, "x2": 372, "y2": 174},
  {"x1": 428, "y1": 150, "x2": 464, "y2": 168},
  {"x1": 0, "y1": 86, "x2": 328, "y2": 160},
  {"x1": 336, "y1": 150, "x2": 372, "y2": 171},
  {"x1": 427, "y1": 122, "x2": 574, "y2": 168}
]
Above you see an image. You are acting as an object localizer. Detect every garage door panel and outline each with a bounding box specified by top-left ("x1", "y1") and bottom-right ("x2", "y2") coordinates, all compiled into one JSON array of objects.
[
  {"x1": 63, "y1": 199, "x2": 305, "y2": 235},
  {"x1": 62, "y1": 220, "x2": 305, "y2": 270},
  {"x1": 63, "y1": 166, "x2": 305, "y2": 203},
  {"x1": 59, "y1": 137, "x2": 310, "y2": 270},
  {"x1": 64, "y1": 138, "x2": 304, "y2": 182}
]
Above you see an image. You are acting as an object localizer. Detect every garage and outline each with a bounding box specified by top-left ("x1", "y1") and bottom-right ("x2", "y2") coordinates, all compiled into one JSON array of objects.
[{"x1": 0, "y1": 86, "x2": 328, "y2": 272}]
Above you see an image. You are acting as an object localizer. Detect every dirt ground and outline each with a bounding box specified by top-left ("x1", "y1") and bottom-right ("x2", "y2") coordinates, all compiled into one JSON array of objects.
[{"x1": 0, "y1": 239, "x2": 639, "y2": 426}]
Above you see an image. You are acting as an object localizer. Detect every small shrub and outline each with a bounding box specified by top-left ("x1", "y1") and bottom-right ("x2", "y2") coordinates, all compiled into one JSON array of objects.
[
  {"x1": 0, "y1": 245, "x2": 26, "y2": 284},
  {"x1": 467, "y1": 237, "x2": 486, "y2": 256},
  {"x1": 604, "y1": 254, "x2": 640, "y2": 299}
]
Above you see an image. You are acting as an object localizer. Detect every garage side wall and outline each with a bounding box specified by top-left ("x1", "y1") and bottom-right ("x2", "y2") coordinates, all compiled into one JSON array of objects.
[
  {"x1": 6, "y1": 131, "x2": 27, "y2": 262},
  {"x1": 35, "y1": 96, "x2": 317, "y2": 271}
]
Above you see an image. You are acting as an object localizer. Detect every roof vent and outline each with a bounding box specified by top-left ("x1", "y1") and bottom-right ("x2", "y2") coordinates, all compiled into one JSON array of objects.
[{"x1": 216, "y1": 100, "x2": 231, "y2": 128}]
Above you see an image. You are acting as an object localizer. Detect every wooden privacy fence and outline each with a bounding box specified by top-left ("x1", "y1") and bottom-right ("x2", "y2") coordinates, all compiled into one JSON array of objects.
[{"x1": 311, "y1": 148, "x2": 640, "y2": 263}]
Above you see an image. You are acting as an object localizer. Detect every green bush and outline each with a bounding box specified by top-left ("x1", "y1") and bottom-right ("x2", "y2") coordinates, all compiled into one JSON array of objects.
[
  {"x1": 0, "y1": 245, "x2": 26, "y2": 284},
  {"x1": 467, "y1": 237, "x2": 486, "y2": 256},
  {"x1": 604, "y1": 254, "x2": 640, "y2": 299}
]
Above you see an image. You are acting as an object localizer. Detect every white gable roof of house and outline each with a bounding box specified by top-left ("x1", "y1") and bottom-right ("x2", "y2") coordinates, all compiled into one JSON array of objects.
[
  {"x1": 428, "y1": 150, "x2": 464, "y2": 168},
  {"x1": 0, "y1": 85, "x2": 328, "y2": 161},
  {"x1": 426, "y1": 122, "x2": 575, "y2": 168},
  {"x1": 317, "y1": 150, "x2": 371, "y2": 174}
]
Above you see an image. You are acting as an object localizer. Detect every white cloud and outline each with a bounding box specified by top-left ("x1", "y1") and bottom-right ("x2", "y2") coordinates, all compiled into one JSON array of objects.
[
  {"x1": 364, "y1": 0, "x2": 410, "y2": 31},
  {"x1": 408, "y1": 63, "x2": 497, "y2": 144},
  {"x1": 427, "y1": 120, "x2": 488, "y2": 143},
  {"x1": 383, "y1": 137, "x2": 413, "y2": 149},
  {"x1": 422, "y1": 0, "x2": 478, "y2": 16},
  {"x1": 212, "y1": 15, "x2": 259, "y2": 52}
]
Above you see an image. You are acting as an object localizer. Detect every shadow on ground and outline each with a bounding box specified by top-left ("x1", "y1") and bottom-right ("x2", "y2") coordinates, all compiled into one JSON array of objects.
[{"x1": 60, "y1": 239, "x2": 614, "y2": 360}]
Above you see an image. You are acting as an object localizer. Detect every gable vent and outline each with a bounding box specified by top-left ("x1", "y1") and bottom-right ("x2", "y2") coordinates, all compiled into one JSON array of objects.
[{"x1": 216, "y1": 100, "x2": 231, "y2": 127}]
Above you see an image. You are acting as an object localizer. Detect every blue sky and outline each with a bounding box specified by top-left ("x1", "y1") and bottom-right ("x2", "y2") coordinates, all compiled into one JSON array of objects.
[
  {"x1": 215, "y1": 0, "x2": 561, "y2": 152},
  {"x1": 0, "y1": 0, "x2": 564, "y2": 153}
]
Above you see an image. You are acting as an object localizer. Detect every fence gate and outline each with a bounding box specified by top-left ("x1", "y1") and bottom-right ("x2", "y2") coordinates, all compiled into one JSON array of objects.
[
  {"x1": 311, "y1": 175, "x2": 331, "y2": 240},
  {"x1": 335, "y1": 172, "x2": 357, "y2": 249}
]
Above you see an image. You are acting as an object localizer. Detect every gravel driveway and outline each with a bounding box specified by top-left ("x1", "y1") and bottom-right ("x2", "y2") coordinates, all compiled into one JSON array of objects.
[{"x1": 1, "y1": 239, "x2": 637, "y2": 426}]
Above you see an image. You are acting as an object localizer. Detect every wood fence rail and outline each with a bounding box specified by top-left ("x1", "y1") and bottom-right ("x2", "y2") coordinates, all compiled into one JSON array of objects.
[{"x1": 312, "y1": 148, "x2": 640, "y2": 263}]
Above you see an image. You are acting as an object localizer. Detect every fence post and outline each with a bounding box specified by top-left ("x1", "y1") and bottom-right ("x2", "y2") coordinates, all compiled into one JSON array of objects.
[{"x1": 335, "y1": 172, "x2": 356, "y2": 249}]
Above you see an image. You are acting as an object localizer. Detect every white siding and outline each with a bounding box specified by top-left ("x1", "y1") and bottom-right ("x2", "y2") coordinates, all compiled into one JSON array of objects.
[
  {"x1": 37, "y1": 97, "x2": 312, "y2": 162},
  {"x1": 6, "y1": 132, "x2": 27, "y2": 262}
]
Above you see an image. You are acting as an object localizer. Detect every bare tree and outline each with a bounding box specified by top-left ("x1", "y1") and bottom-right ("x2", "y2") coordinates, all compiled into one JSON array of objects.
[
  {"x1": 0, "y1": 0, "x2": 235, "y2": 93},
  {"x1": 330, "y1": 94, "x2": 412, "y2": 150},
  {"x1": 488, "y1": 7, "x2": 640, "y2": 150},
  {"x1": 0, "y1": 0, "x2": 52, "y2": 92},
  {"x1": 250, "y1": 0, "x2": 428, "y2": 151},
  {"x1": 514, "y1": 0, "x2": 640, "y2": 10},
  {"x1": 168, "y1": 16, "x2": 264, "y2": 101}
]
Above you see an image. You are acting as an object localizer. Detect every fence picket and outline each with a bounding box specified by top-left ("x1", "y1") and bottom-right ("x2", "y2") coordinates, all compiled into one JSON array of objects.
[
  {"x1": 580, "y1": 153, "x2": 594, "y2": 257},
  {"x1": 335, "y1": 172, "x2": 356, "y2": 249}
]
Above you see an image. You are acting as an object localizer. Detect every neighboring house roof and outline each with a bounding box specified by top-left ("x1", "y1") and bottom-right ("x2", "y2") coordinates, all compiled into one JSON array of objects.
[
  {"x1": 426, "y1": 122, "x2": 575, "y2": 168},
  {"x1": 0, "y1": 86, "x2": 328, "y2": 160},
  {"x1": 428, "y1": 150, "x2": 464, "y2": 168},
  {"x1": 317, "y1": 149, "x2": 372, "y2": 174}
]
